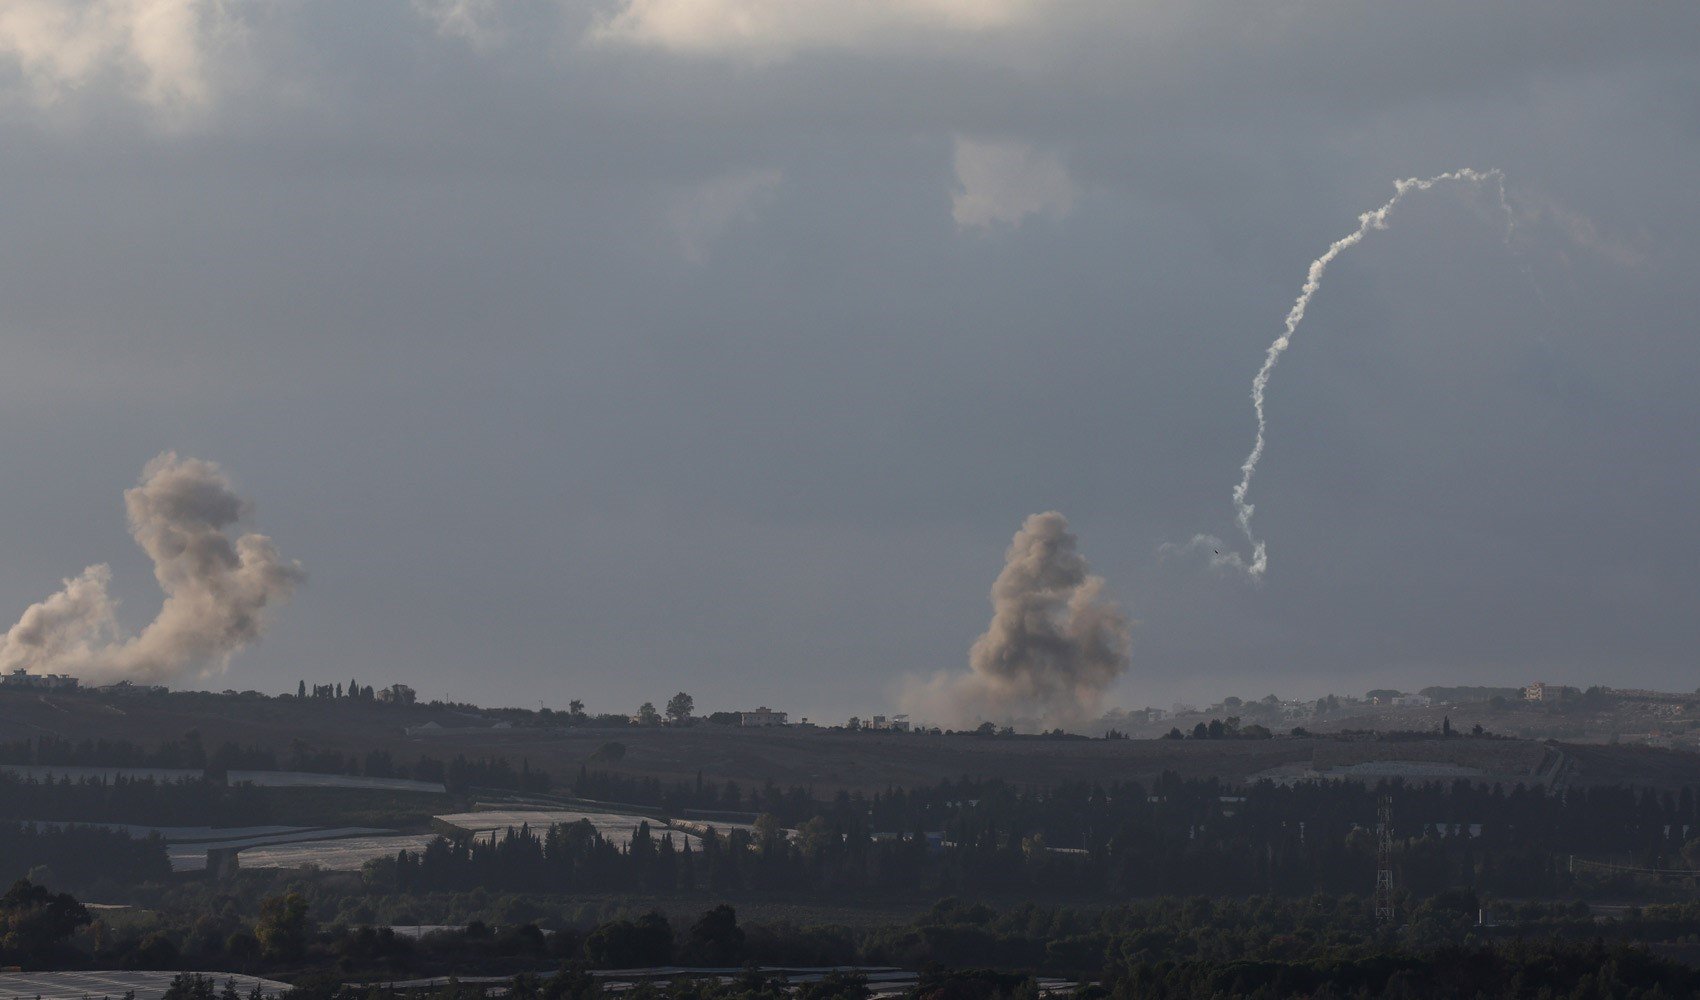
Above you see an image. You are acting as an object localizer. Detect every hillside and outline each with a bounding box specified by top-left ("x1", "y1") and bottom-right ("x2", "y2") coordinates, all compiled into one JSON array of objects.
[{"x1": 6, "y1": 688, "x2": 1699, "y2": 793}]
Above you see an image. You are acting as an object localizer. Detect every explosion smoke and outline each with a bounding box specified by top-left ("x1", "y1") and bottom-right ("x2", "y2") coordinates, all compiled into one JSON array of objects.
[
  {"x1": 1193, "y1": 168, "x2": 1510, "y2": 577},
  {"x1": 0, "y1": 453, "x2": 303, "y2": 685},
  {"x1": 902, "y1": 512, "x2": 1130, "y2": 730}
]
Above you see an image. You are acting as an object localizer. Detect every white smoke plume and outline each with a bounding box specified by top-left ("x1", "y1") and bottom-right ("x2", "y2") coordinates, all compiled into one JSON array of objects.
[
  {"x1": 1193, "y1": 168, "x2": 1510, "y2": 577},
  {"x1": 902, "y1": 512, "x2": 1130, "y2": 730},
  {"x1": 0, "y1": 453, "x2": 302, "y2": 685}
]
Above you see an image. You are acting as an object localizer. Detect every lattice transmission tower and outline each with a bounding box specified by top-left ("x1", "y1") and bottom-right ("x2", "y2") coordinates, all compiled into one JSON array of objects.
[{"x1": 1375, "y1": 792, "x2": 1396, "y2": 923}]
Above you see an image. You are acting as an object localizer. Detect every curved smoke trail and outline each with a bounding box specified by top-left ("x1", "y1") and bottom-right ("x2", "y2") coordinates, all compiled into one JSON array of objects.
[{"x1": 1198, "y1": 168, "x2": 1509, "y2": 577}]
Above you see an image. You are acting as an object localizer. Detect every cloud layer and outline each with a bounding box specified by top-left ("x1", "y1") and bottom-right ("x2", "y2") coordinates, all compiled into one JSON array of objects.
[
  {"x1": 952, "y1": 136, "x2": 1077, "y2": 231},
  {"x1": 0, "y1": 0, "x2": 219, "y2": 111},
  {"x1": 593, "y1": 0, "x2": 1041, "y2": 59},
  {"x1": 0, "y1": 0, "x2": 1693, "y2": 716}
]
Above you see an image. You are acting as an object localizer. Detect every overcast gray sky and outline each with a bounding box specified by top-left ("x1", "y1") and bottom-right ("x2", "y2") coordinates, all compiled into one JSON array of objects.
[{"x1": 0, "y1": 0, "x2": 1695, "y2": 721}]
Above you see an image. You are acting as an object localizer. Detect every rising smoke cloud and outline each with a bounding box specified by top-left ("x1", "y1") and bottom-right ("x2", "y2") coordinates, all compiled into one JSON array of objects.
[
  {"x1": 0, "y1": 453, "x2": 303, "y2": 685},
  {"x1": 902, "y1": 512, "x2": 1130, "y2": 730},
  {"x1": 1181, "y1": 168, "x2": 1511, "y2": 577}
]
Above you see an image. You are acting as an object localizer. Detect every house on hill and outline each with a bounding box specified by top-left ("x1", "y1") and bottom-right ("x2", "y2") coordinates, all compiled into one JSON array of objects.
[
  {"x1": 739, "y1": 707, "x2": 787, "y2": 727},
  {"x1": 1525, "y1": 681, "x2": 1581, "y2": 703}
]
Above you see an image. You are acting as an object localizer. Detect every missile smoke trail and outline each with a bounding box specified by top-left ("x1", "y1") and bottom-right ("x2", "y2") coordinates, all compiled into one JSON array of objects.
[
  {"x1": 1197, "y1": 168, "x2": 1509, "y2": 577},
  {"x1": 0, "y1": 453, "x2": 302, "y2": 685}
]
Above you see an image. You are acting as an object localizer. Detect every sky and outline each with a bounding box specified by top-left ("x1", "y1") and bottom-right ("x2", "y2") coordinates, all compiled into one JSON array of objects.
[{"x1": 0, "y1": 0, "x2": 1696, "y2": 723}]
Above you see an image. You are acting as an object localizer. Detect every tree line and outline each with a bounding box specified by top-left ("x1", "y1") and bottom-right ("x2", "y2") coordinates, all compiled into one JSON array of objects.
[
  {"x1": 14, "y1": 879, "x2": 1700, "y2": 1000},
  {"x1": 0, "y1": 824, "x2": 171, "y2": 891},
  {"x1": 380, "y1": 773, "x2": 1700, "y2": 902}
]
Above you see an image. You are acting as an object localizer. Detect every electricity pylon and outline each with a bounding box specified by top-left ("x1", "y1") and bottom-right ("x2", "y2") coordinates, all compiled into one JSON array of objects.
[{"x1": 1375, "y1": 792, "x2": 1396, "y2": 924}]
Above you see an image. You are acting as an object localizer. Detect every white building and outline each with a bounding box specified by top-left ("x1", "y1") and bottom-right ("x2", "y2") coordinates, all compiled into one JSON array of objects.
[
  {"x1": 1391, "y1": 694, "x2": 1432, "y2": 708},
  {"x1": 869, "y1": 714, "x2": 911, "y2": 732},
  {"x1": 739, "y1": 707, "x2": 787, "y2": 727},
  {"x1": 1524, "y1": 681, "x2": 1580, "y2": 703}
]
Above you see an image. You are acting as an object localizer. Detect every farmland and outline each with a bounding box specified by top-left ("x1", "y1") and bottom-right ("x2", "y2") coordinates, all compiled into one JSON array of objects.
[
  {"x1": 213, "y1": 834, "x2": 440, "y2": 871},
  {"x1": 24, "y1": 819, "x2": 434, "y2": 872}
]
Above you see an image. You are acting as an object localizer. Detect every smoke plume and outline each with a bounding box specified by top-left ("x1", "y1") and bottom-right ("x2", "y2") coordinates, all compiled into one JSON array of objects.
[
  {"x1": 1189, "y1": 168, "x2": 1511, "y2": 577},
  {"x1": 0, "y1": 453, "x2": 303, "y2": 685},
  {"x1": 902, "y1": 512, "x2": 1130, "y2": 730}
]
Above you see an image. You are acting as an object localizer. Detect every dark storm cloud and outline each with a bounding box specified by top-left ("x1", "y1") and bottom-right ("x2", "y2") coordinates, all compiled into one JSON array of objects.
[{"x1": 0, "y1": 0, "x2": 1694, "y2": 713}]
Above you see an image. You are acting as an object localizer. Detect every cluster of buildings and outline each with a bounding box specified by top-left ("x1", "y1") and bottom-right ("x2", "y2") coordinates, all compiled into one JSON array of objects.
[
  {"x1": 1522, "y1": 681, "x2": 1694, "y2": 706},
  {"x1": 731, "y1": 709, "x2": 925, "y2": 731},
  {"x1": 100, "y1": 680, "x2": 169, "y2": 695},
  {"x1": 0, "y1": 670, "x2": 176, "y2": 696},
  {"x1": 0, "y1": 668, "x2": 78, "y2": 690}
]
